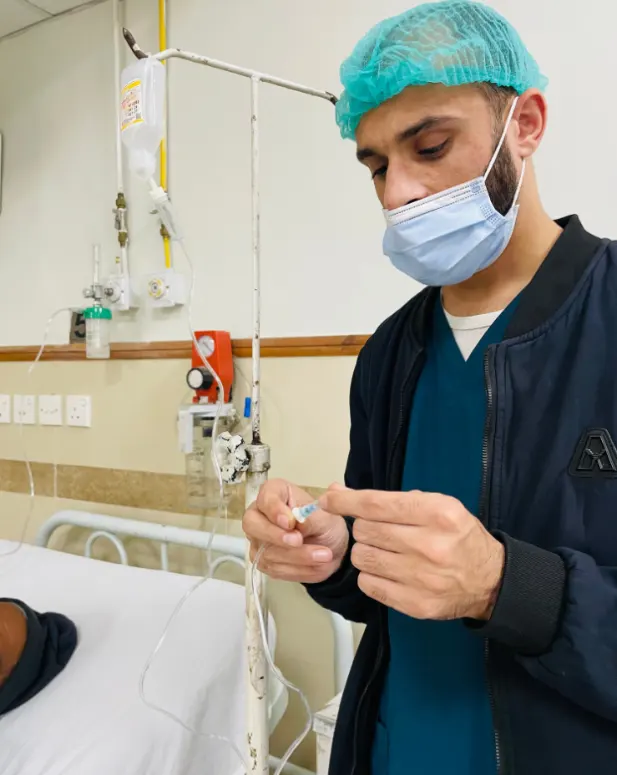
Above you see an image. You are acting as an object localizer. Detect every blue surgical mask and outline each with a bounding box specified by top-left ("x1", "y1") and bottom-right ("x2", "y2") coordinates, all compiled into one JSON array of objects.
[{"x1": 382, "y1": 98, "x2": 525, "y2": 287}]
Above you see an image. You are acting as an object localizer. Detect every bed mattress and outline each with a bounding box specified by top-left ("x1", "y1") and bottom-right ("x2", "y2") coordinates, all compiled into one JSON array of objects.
[{"x1": 0, "y1": 540, "x2": 282, "y2": 775}]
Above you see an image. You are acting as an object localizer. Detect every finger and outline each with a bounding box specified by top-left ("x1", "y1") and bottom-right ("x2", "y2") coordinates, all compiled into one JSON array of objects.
[
  {"x1": 293, "y1": 506, "x2": 342, "y2": 540},
  {"x1": 257, "y1": 543, "x2": 334, "y2": 568},
  {"x1": 320, "y1": 489, "x2": 413, "y2": 524},
  {"x1": 243, "y1": 507, "x2": 304, "y2": 549},
  {"x1": 357, "y1": 571, "x2": 408, "y2": 610},
  {"x1": 256, "y1": 562, "x2": 337, "y2": 583},
  {"x1": 255, "y1": 479, "x2": 296, "y2": 529},
  {"x1": 352, "y1": 519, "x2": 415, "y2": 553},
  {"x1": 320, "y1": 488, "x2": 443, "y2": 526},
  {"x1": 357, "y1": 572, "x2": 440, "y2": 620},
  {"x1": 351, "y1": 543, "x2": 410, "y2": 582}
]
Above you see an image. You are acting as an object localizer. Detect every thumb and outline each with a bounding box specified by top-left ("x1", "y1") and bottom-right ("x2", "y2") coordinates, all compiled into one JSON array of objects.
[{"x1": 328, "y1": 482, "x2": 348, "y2": 492}]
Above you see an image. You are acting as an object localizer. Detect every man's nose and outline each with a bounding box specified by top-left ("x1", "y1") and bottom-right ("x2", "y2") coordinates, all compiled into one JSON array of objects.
[{"x1": 383, "y1": 165, "x2": 428, "y2": 211}]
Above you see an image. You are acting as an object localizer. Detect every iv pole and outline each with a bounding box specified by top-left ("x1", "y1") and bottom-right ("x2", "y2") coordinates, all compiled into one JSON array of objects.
[{"x1": 123, "y1": 30, "x2": 336, "y2": 775}]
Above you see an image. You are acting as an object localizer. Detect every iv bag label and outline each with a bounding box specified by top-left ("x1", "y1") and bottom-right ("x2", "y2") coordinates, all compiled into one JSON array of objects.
[{"x1": 121, "y1": 79, "x2": 144, "y2": 132}]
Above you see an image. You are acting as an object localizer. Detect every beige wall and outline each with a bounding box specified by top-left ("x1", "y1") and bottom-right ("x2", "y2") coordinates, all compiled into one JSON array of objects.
[
  {"x1": 0, "y1": 356, "x2": 355, "y2": 483},
  {"x1": 0, "y1": 355, "x2": 359, "y2": 769}
]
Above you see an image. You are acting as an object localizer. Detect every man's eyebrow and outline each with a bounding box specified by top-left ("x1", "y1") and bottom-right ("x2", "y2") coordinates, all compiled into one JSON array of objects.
[{"x1": 356, "y1": 116, "x2": 456, "y2": 162}]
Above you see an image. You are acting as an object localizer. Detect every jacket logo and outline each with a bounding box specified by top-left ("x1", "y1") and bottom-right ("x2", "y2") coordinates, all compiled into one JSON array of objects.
[{"x1": 569, "y1": 429, "x2": 617, "y2": 478}]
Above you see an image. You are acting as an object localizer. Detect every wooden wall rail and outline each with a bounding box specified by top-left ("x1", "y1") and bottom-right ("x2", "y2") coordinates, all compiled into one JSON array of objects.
[{"x1": 0, "y1": 335, "x2": 369, "y2": 362}]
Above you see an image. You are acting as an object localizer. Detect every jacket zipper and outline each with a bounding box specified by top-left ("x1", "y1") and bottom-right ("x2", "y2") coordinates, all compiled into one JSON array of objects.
[
  {"x1": 386, "y1": 353, "x2": 422, "y2": 489},
  {"x1": 350, "y1": 615, "x2": 385, "y2": 775},
  {"x1": 481, "y1": 348, "x2": 503, "y2": 775},
  {"x1": 485, "y1": 640, "x2": 502, "y2": 774},
  {"x1": 350, "y1": 352, "x2": 422, "y2": 775}
]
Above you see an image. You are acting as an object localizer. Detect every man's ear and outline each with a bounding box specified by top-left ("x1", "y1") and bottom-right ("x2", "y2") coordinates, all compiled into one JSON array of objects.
[{"x1": 514, "y1": 89, "x2": 547, "y2": 159}]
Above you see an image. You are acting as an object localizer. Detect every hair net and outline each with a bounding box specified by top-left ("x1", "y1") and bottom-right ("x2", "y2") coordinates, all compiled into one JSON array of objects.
[{"x1": 335, "y1": 1, "x2": 547, "y2": 140}]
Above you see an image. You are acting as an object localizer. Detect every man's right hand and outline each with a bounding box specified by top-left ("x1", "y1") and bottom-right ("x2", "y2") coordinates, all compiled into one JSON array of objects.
[{"x1": 243, "y1": 479, "x2": 349, "y2": 584}]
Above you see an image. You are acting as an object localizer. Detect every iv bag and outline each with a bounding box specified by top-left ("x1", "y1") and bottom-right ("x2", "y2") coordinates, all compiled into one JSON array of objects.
[{"x1": 120, "y1": 58, "x2": 165, "y2": 180}]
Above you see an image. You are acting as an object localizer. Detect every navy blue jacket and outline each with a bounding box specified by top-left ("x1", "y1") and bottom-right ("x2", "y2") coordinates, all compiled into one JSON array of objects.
[{"x1": 307, "y1": 216, "x2": 617, "y2": 774}]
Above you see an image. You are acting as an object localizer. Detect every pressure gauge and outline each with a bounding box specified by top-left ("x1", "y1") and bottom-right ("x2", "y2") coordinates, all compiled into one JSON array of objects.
[{"x1": 197, "y1": 335, "x2": 215, "y2": 358}]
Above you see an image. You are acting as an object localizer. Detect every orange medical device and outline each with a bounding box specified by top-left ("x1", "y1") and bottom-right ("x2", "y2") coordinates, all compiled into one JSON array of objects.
[{"x1": 186, "y1": 330, "x2": 233, "y2": 404}]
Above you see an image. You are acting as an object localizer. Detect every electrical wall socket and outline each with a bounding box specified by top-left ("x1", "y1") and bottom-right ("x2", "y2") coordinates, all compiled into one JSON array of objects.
[
  {"x1": 39, "y1": 395, "x2": 63, "y2": 426},
  {"x1": 66, "y1": 395, "x2": 92, "y2": 428},
  {"x1": 0, "y1": 394, "x2": 10, "y2": 424},
  {"x1": 13, "y1": 395, "x2": 35, "y2": 425}
]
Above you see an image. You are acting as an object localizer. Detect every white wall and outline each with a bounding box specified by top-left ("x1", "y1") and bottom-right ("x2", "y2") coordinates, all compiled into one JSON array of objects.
[{"x1": 0, "y1": 0, "x2": 613, "y2": 346}]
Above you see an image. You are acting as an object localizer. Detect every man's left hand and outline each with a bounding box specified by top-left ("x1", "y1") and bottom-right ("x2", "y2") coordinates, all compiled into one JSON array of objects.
[{"x1": 319, "y1": 487, "x2": 505, "y2": 621}]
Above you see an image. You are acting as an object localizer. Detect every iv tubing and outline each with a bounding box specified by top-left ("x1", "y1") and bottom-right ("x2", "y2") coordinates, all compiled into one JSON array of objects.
[
  {"x1": 137, "y1": 259, "x2": 247, "y2": 769},
  {"x1": 158, "y1": 0, "x2": 172, "y2": 270},
  {"x1": 112, "y1": 0, "x2": 123, "y2": 195},
  {"x1": 112, "y1": 0, "x2": 129, "y2": 277},
  {"x1": 0, "y1": 308, "x2": 75, "y2": 561},
  {"x1": 252, "y1": 546, "x2": 313, "y2": 775},
  {"x1": 136, "y1": 193, "x2": 246, "y2": 771}
]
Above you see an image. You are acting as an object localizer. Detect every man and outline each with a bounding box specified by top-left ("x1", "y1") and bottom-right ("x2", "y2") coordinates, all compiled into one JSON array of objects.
[
  {"x1": 243, "y1": 2, "x2": 617, "y2": 773},
  {"x1": 0, "y1": 599, "x2": 77, "y2": 715}
]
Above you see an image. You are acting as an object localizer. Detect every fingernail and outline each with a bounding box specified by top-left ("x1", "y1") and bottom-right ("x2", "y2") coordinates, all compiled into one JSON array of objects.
[
  {"x1": 283, "y1": 532, "x2": 302, "y2": 547},
  {"x1": 277, "y1": 515, "x2": 292, "y2": 530},
  {"x1": 312, "y1": 548, "x2": 332, "y2": 562}
]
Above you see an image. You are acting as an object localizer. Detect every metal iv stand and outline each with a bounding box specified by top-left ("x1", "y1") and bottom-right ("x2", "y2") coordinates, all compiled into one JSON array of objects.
[{"x1": 124, "y1": 29, "x2": 336, "y2": 774}]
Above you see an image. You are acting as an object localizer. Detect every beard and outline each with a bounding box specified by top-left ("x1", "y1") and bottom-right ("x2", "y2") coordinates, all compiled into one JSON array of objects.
[{"x1": 485, "y1": 143, "x2": 519, "y2": 216}]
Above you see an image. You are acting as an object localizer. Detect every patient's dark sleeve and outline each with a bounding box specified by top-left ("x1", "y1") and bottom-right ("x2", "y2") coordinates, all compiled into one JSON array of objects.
[{"x1": 0, "y1": 598, "x2": 78, "y2": 716}]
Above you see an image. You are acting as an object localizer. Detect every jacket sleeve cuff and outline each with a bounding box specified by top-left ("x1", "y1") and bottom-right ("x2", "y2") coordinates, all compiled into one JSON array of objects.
[{"x1": 466, "y1": 532, "x2": 567, "y2": 655}]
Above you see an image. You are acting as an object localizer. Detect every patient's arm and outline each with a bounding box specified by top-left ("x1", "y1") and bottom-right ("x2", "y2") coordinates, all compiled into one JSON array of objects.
[{"x1": 0, "y1": 602, "x2": 27, "y2": 687}]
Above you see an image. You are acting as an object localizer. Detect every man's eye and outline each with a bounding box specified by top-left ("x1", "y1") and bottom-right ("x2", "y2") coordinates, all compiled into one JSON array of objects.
[
  {"x1": 418, "y1": 139, "x2": 449, "y2": 157},
  {"x1": 372, "y1": 165, "x2": 387, "y2": 180}
]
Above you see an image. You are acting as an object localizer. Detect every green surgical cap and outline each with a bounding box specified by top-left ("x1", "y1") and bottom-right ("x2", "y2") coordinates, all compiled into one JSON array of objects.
[{"x1": 335, "y1": 1, "x2": 547, "y2": 140}]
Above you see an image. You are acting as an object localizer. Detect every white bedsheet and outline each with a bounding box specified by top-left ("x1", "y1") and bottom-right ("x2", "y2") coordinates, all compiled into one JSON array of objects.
[{"x1": 0, "y1": 541, "x2": 281, "y2": 775}]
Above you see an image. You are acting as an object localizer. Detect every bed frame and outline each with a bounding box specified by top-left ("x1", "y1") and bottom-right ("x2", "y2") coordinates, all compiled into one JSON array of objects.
[{"x1": 35, "y1": 510, "x2": 353, "y2": 775}]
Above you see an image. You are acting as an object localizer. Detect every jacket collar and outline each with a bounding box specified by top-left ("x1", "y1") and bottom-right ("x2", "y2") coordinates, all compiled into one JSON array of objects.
[
  {"x1": 505, "y1": 215, "x2": 606, "y2": 339},
  {"x1": 409, "y1": 215, "x2": 606, "y2": 346}
]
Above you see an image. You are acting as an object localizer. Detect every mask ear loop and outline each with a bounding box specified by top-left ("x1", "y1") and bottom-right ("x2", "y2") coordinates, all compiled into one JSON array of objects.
[
  {"x1": 511, "y1": 158, "x2": 526, "y2": 208},
  {"x1": 484, "y1": 96, "x2": 519, "y2": 182}
]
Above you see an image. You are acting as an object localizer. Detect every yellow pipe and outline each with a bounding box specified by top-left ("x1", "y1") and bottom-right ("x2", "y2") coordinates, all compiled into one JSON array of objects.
[{"x1": 158, "y1": 0, "x2": 171, "y2": 269}]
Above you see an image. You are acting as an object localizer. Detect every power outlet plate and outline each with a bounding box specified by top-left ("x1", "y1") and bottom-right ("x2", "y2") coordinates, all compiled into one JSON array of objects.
[
  {"x1": 66, "y1": 395, "x2": 92, "y2": 428},
  {"x1": 0, "y1": 394, "x2": 10, "y2": 424},
  {"x1": 14, "y1": 395, "x2": 35, "y2": 425},
  {"x1": 39, "y1": 395, "x2": 63, "y2": 426}
]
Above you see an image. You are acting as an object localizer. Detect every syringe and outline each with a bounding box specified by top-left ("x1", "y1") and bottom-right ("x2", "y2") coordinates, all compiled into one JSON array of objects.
[{"x1": 291, "y1": 501, "x2": 319, "y2": 523}]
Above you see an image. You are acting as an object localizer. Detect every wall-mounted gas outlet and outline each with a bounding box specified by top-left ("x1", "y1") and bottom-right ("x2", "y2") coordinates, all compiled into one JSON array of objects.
[
  {"x1": 66, "y1": 395, "x2": 92, "y2": 428},
  {"x1": 145, "y1": 269, "x2": 186, "y2": 307},
  {"x1": 105, "y1": 274, "x2": 139, "y2": 312},
  {"x1": 0, "y1": 394, "x2": 10, "y2": 424},
  {"x1": 39, "y1": 395, "x2": 63, "y2": 426},
  {"x1": 13, "y1": 395, "x2": 35, "y2": 425}
]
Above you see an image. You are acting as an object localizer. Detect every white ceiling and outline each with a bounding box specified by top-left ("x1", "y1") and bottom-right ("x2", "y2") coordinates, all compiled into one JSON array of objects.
[{"x1": 0, "y1": 0, "x2": 98, "y2": 39}]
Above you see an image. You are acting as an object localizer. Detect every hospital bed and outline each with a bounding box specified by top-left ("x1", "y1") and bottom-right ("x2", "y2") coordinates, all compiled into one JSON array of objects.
[{"x1": 0, "y1": 510, "x2": 354, "y2": 775}]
